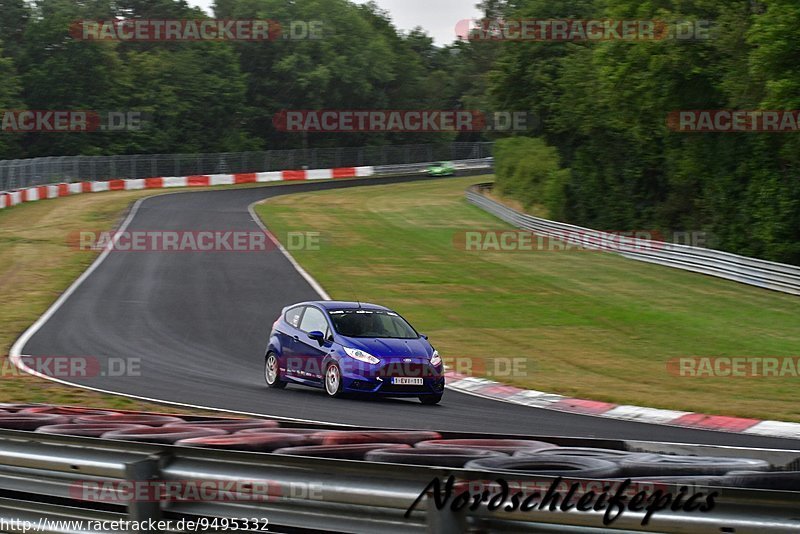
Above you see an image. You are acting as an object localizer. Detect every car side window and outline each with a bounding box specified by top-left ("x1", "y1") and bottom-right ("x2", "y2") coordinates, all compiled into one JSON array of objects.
[
  {"x1": 285, "y1": 306, "x2": 304, "y2": 328},
  {"x1": 299, "y1": 306, "x2": 329, "y2": 334}
]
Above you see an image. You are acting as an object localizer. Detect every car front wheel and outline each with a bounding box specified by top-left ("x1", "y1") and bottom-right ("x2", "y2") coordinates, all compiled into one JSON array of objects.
[{"x1": 265, "y1": 352, "x2": 287, "y2": 389}]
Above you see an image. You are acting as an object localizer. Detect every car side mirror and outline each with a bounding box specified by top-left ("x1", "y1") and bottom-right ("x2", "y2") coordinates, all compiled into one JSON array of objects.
[
  {"x1": 308, "y1": 331, "x2": 325, "y2": 344},
  {"x1": 420, "y1": 334, "x2": 429, "y2": 340}
]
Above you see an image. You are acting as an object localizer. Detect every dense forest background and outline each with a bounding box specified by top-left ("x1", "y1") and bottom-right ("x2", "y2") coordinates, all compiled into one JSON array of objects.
[{"x1": 0, "y1": 0, "x2": 797, "y2": 263}]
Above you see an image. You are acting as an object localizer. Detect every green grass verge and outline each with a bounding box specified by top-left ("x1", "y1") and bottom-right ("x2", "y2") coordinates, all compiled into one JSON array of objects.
[{"x1": 256, "y1": 176, "x2": 800, "y2": 422}]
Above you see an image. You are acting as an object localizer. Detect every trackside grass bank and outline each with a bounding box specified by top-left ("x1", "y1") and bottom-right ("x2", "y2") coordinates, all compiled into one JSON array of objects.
[
  {"x1": 0, "y1": 189, "x2": 182, "y2": 409},
  {"x1": 0, "y1": 181, "x2": 273, "y2": 411},
  {"x1": 256, "y1": 176, "x2": 800, "y2": 422}
]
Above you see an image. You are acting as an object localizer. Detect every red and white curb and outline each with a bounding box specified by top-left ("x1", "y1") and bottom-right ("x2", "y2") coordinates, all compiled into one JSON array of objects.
[
  {"x1": 444, "y1": 372, "x2": 800, "y2": 439},
  {"x1": 0, "y1": 166, "x2": 375, "y2": 211}
]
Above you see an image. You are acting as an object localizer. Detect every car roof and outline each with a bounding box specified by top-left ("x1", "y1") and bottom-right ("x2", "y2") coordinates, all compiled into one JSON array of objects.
[{"x1": 294, "y1": 301, "x2": 392, "y2": 312}]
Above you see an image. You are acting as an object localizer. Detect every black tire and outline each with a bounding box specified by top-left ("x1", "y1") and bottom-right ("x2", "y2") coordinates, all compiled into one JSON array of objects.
[
  {"x1": 265, "y1": 352, "x2": 287, "y2": 389},
  {"x1": 617, "y1": 454, "x2": 771, "y2": 477},
  {"x1": 464, "y1": 455, "x2": 621, "y2": 479},
  {"x1": 417, "y1": 439, "x2": 557, "y2": 455},
  {"x1": 514, "y1": 447, "x2": 645, "y2": 460},
  {"x1": 624, "y1": 475, "x2": 730, "y2": 487},
  {"x1": 324, "y1": 362, "x2": 344, "y2": 398},
  {"x1": 419, "y1": 394, "x2": 442, "y2": 405},
  {"x1": 274, "y1": 443, "x2": 411, "y2": 460},
  {"x1": 366, "y1": 447, "x2": 506, "y2": 468}
]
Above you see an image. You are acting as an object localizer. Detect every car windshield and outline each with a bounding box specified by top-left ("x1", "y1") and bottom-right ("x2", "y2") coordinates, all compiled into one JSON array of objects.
[{"x1": 328, "y1": 309, "x2": 418, "y2": 339}]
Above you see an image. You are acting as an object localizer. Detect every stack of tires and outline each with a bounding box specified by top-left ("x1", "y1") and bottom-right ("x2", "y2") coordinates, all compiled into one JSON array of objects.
[{"x1": 0, "y1": 404, "x2": 794, "y2": 490}]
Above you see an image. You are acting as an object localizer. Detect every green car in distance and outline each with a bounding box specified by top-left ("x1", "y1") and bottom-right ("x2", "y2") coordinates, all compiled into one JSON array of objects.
[{"x1": 427, "y1": 161, "x2": 456, "y2": 176}]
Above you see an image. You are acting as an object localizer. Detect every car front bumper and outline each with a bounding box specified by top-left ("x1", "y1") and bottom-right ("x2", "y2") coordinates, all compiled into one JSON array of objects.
[{"x1": 340, "y1": 360, "x2": 445, "y2": 396}]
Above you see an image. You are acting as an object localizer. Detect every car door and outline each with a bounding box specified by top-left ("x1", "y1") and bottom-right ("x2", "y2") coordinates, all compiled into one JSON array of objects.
[
  {"x1": 280, "y1": 305, "x2": 306, "y2": 380},
  {"x1": 296, "y1": 305, "x2": 331, "y2": 383}
]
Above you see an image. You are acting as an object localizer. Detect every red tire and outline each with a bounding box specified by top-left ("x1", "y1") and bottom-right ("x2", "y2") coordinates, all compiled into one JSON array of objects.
[
  {"x1": 0, "y1": 404, "x2": 45, "y2": 412},
  {"x1": 0, "y1": 413, "x2": 72, "y2": 430},
  {"x1": 273, "y1": 443, "x2": 411, "y2": 460},
  {"x1": 36, "y1": 423, "x2": 152, "y2": 437},
  {"x1": 415, "y1": 439, "x2": 557, "y2": 455},
  {"x1": 319, "y1": 431, "x2": 441, "y2": 446},
  {"x1": 21, "y1": 407, "x2": 120, "y2": 416},
  {"x1": 101, "y1": 426, "x2": 228, "y2": 444},
  {"x1": 74, "y1": 414, "x2": 186, "y2": 426},
  {"x1": 165, "y1": 419, "x2": 280, "y2": 432},
  {"x1": 175, "y1": 433, "x2": 309, "y2": 452},
  {"x1": 235, "y1": 428, "x2": 332, "y2": 445},
  {"x1": 236, "y1": 428, "x2": 327, "y2": 435}
]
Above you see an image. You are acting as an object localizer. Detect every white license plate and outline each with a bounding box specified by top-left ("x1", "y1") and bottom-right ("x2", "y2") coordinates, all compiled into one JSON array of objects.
[{"x1": 391, "y1": 377, "x2": 424, "y2": 386}]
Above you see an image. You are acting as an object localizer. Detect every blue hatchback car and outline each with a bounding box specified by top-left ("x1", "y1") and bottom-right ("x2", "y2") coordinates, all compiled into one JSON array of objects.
[{"x1": 265, "y1": 301, "x2": 445, "y2": 404}]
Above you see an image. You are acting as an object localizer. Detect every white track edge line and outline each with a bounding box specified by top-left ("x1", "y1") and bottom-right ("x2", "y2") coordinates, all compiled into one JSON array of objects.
[
  {"x1": 8, "y1": 191, "x2": 348, "y2": 427},
  {"x1": 445, "y1": 379, "x2": 800, "y2": 440},
  {"x1": 248, "y1": 202, "x2": 330, "y2": 301}
]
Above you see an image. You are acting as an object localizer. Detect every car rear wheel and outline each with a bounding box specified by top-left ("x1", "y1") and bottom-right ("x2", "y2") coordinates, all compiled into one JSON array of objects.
[
  {"x1": 419, "y1": 394, "x2": 442, "y2": 405},
  {"x1": 325, "y1": 362, "x2": 344, "y2": 398},
  {"x1": 265, "y1": 353, "x2": 286, "y2": 389}
]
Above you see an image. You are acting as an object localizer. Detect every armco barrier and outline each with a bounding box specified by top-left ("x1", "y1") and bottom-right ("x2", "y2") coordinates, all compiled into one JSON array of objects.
[
  {"x1": 0, "y1": 142, "x2": 494, "y2": 189},
  {"x1": 0, "y1": 407, "x2": 798, "y2": 533},
  {"x1": 0, "y1": 158, "x2": 494, "y2": 213},
  {"x1": 466, "y1": 184, "x2": 800, "y2": 296}
]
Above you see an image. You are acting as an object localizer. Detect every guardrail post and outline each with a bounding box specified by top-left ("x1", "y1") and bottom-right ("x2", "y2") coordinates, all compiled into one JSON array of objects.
[{"x1": 124, "y1": 455, "x2": 163, "y2": 522}]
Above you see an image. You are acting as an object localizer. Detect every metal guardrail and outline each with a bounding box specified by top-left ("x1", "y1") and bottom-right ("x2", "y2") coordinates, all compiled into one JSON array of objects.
[
  {"x1": 0, "y1": 142, "x2": 494, "y2": 190},
  {"x1": 466, "y1": 184, "x2": 800, "y2": 296},
  {"x1": 1, "y1": 426, "x2": 799, "y2": 533}
]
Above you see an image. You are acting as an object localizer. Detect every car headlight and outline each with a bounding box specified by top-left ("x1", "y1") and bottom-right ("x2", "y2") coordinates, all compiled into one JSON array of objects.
[
  {"x1": 430, "y1": 350, "x2": 442, "y2": 367},
  {"x1": 344, "y1": 347, "x2": 380, "y2": 365}
]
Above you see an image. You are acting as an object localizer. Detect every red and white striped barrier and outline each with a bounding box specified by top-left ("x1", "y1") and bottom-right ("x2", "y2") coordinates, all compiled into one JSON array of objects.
[
  {"x1": 0, "y1": 166, "x2": 375, "y2": 212},
  {"x1": 444, "y1": 371, "x2": 800, "y2": 438}
]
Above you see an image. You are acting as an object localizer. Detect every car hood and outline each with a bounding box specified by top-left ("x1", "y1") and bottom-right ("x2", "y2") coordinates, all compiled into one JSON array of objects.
[{"x1": 339, "y1": 336, "x2": 433, "y2": 360}]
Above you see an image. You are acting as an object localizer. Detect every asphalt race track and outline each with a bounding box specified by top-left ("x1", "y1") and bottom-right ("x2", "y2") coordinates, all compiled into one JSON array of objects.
[{"x1": 16, "y1": 173, "x2": 800, "y2": 449}]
